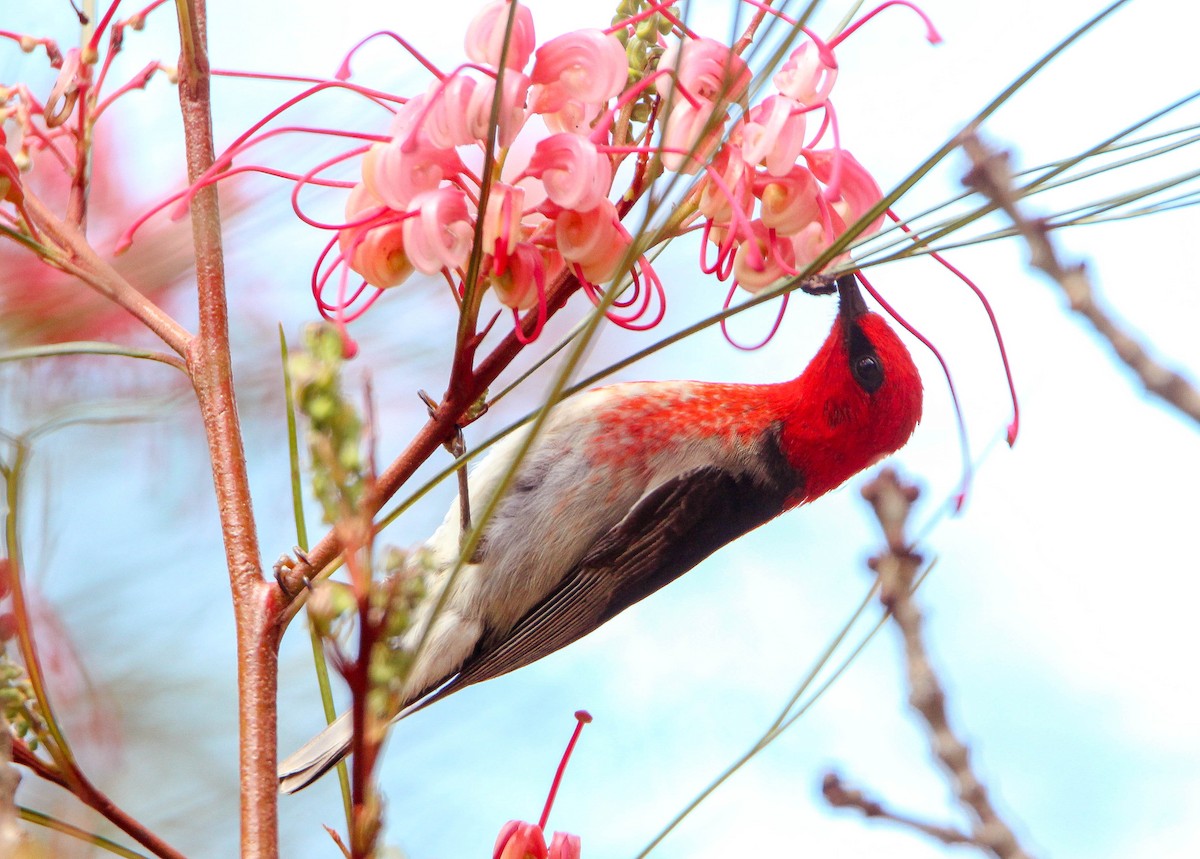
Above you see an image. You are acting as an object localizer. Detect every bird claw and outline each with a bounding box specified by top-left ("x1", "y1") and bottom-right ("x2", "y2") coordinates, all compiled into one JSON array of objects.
[{"x1": 273, "y1": 548, "x2": 314, "y2": 596}]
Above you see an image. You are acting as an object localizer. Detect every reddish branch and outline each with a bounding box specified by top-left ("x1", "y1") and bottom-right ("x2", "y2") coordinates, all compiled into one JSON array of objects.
[
  {"x1": 959, "y1": 130, "x2": 1200, "y2": 426},
  {"x1": 22, "y1": 192, "x2": 192, "y2": 356},
  {"x1": 11, "y1": 740, "x2": 186, "y2": 858},
  {"x1": 174, "y1": 1, "x2": 282, "y2": 855}
]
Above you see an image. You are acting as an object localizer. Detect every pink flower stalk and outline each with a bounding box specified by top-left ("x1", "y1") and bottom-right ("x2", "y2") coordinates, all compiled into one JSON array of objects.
[{"x1": 492, "y1": 710, "x2": 590, "y2": 859}]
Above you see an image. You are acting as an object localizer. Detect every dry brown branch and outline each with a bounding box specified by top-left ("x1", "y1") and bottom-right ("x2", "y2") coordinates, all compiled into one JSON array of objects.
[
  {"x1": 848, "y1": 468, "x2": 1034, "y2": 859},
  {"x1": 821, "y1": 771, "x2": 974, "y2": 847},
  {"x1": 959, "y1": 130, "x2": 1200, "y2": 425}
]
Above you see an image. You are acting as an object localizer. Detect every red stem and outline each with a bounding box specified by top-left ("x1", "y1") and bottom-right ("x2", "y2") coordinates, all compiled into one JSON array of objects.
[{"x1": 12, "y1": 743, "x2": 186, "y2": 858}]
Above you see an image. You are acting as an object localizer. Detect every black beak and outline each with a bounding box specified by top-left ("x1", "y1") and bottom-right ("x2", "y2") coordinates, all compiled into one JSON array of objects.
[{"x1": 836, "y1": 274, "x2": 868, "y2": 321}]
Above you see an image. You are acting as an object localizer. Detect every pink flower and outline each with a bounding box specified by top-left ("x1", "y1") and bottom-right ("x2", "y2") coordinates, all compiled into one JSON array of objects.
[
  {"x1": 757, "y1": 165, "x2": 821, "y2": 235},
  {"x1": 790, "y1": 216, "x2": 847, "y2": 271},
  {"x1": 468, "y1": 70, "x2": 531, "y2": 148},
  {"x1": 737, "y1": 94, "x2": 806, "y2": 177},
  {"x1": 492, "y1": 241, "x2": 549, "y2": 311},
  {"x1": 656, "y1": 36, "x2": 751, "y2": 105},
  {"x1": 362, "y1": 133, "x2": 464, "y2": 212},
  {"x1": 699, "y1": 145, "x2": 754, "y2": 223},
  {"x1": 555, "y1": 199, "x2": 628, "y2": 283},
  {"x1": 494, "y1": 821, "x2": 547, "y2": 859},
  {"x1": 804, "y1": 148, "x2": 885, "y2": 236},
  {"x1": 421, "y1": 74, "x2": 481, "y2": 149},
  {"x1": 402, "y1": 187, "x2": 473, "y2": 274},
  {"x1": 658, "y1": 98, "x2": 725, "y2": 174},
  {"x1": 773, "y1": 41, "x2": 838, "y2": 105},
  {"x1": 339, "y1": 184, "x2": 414, "y2": 289},
  {"x1": 482, "y1": 182, "x2": 526, "y2": 263},
  {"x1": 530, "y1": 29, "x2": 627, "y2": 119},
  {"x1": 733, "y1": 219, "x2": 793, "y2": 292},
  {"x1": 465, "y1": 0, "x2": 537, "y2": 71},
  {"x1": 526, "y1": 134, "x2": 612, "y2": 211},
  {"x1": 547, "y1": 832, "x2": 581, "y2": 859}
]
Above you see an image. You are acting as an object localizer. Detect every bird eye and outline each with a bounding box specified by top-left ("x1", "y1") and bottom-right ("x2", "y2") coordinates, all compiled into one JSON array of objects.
[{"x1": 853, "y1": 354, "x2": 884, "y2": 393}]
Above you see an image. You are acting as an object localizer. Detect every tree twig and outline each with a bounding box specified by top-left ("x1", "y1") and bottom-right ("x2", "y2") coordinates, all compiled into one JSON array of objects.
[
  {"x1": 22, "y1": 193, "x2": 192, "y2": 357},
  {"x1": 821, "y1": 771, "x2": 975, "y2": 847},
  {"x1": 851, "y1": 468, "x2": 1034, "y2": 859},
  {"x1": 960, "y1": 130, "x2": 1200, "y2": 425},
  {"x1": 173, "y1": 1, "x2": 282, "y2": 854}
]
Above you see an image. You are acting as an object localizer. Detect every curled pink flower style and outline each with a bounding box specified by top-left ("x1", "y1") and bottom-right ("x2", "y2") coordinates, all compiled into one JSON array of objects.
[
  {"x1": 773, "y1": 41, "x2": 838, "y2": 105},
  {"x1": 466, "y1": 0, "x2": 537, "y2": 71},
  {"x1": 556, "y1": 199, "x2": 628, "y2": 284},
  {"x1": 402, "y1": 187, "x2": 473, "y2": 274},
  {"x1": 526, "y1": 134, "x2": 612, "y2": 211},
  {"x1": 339, "y1": 184, "x2": 414, "y2": 289},
  {"x1": 530, "y1": 29, "x2": 627, "y2": 117}
]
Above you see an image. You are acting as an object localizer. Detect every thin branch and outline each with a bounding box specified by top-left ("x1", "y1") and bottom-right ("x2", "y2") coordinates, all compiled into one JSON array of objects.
[
  {"x1": 822, "y1": 771, "x2": 974, "y2": 847},
  {"x1": 173, "y1": 0, "x2": 281, "y2": 854},
  {"x1": 859, "y1": 469, "x2": 1033, "y2": 859},
  {"x1": 959, "y1": 131, "x2": 1200, "y2": 425},
  {"x1": 21, "y1": 193, "x2": 192, "y2": 356}
]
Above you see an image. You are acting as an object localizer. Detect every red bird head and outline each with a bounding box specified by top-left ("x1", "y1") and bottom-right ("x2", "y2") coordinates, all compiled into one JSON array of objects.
[{"x1": 778, "y1": 275, "x2": 923, "y2": 505}]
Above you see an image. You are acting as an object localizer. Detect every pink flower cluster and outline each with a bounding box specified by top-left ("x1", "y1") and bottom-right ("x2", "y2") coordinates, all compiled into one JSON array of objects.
[
  {"x1": 121, "y1": 0, "x2": 941, "y2": 346},
  {"x1": 335, "y1": 0, "x2": 654, "y2": 337},
  {"x1": 694, "y1": 6, "x2": 940, "y2": 299}
]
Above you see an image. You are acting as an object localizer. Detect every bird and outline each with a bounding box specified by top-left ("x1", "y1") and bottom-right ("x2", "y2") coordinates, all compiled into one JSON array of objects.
[{"x1": 279, "y1": 273, "x2": 923, "y2": 793}]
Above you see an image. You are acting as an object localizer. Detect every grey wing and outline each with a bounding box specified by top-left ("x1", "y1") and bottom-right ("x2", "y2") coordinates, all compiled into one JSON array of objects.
[{"x1": 428, "y1": 460, "x2": 797, "y2": 699}]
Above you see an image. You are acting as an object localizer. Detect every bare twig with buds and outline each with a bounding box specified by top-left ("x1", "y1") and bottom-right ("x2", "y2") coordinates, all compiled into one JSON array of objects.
[
  {"x1": 828, "y1": 467, "x2": 1035, "y2": 859},
  {"x1": 960, "y1": 130, "x2": 1200, "y2": 426}
]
